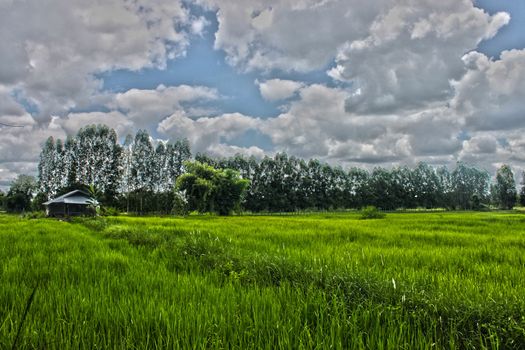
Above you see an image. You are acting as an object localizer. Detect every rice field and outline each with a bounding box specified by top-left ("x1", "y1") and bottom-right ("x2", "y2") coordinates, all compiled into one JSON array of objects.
[{"x1": 0, "y1": 212, "x2": 524, "y2": 349}]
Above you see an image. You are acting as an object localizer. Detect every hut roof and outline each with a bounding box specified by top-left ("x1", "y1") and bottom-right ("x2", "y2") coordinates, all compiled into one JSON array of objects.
[{"x1": 43, "y1": 190, "x2": 93, "y2": 206}]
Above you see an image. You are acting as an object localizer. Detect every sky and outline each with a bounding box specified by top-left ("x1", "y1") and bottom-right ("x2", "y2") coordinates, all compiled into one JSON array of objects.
[{"x1": 1, "y1": 0, "x2": 525, "y2": 189}]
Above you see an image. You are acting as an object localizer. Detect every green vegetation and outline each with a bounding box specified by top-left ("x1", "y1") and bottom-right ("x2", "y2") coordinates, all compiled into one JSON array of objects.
[
  {"x1": 359, "y1": 206, "x2": 385, "y2": 219},
  {"x1": 176, "y1": 161, "x2": 249, "y2": 215},
  {"x1": 33, "y1": 124, "x2": 525, "y2": 216},
  {"x1": 1, "y1": 212, "x2": 524, "y2": 348}
]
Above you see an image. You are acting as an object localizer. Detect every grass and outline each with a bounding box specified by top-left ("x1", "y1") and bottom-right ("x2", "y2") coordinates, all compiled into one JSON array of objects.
[{"x1": 0, "y1": 212, "x2": 524, "y2": 349}]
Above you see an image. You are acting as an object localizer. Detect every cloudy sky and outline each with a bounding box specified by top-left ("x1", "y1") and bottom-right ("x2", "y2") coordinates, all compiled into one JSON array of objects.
[{"x1": 1, "y1": 0, "x2": 524, "y2": 188}]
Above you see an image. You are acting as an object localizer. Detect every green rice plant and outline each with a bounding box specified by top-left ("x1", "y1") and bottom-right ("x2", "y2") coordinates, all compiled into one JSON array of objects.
[{"x1": 0, "y1": 212, "x2": 524, "y2": 348}]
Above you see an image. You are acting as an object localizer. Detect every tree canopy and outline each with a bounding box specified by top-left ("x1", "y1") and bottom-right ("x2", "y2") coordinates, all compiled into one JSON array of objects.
[
  {"x1": 176, "y1": 162, "x2": 249, "y2": 215},
  {"x1": 33, "y1": 124, "x2": 525, "y2": 215},
  {"x1": 493, "y1": 164, "x2": 517, "y2": 209}
]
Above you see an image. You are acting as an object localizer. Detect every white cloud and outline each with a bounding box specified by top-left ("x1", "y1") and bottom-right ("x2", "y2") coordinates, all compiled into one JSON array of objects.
[
  {"x1": 205, "y1": 144, "x2": 266, "y2": 159},
  {"x1": 158, "y1": 112, "x2": 261, "y2": 154},
  {"x1": 259, "y1": 84, "x2": 406, "y2": 162},
  {"x1": 0, "y1": 116, "x2": 66, "y2": 190},
  {"x1": 451, "y1": 49, "x2": 525, "y2": 131},
  {"x1": 333, "y1": 1, "x2": 509, "y2": 115},
  {"x1": 462, "y1": 134, "x2": 498, "y2": 155},
  {"x1": 200, "y1": 0, "x2": 381, "y2": 71},
  {"x1": 1, "y1": 0, "x2": 524, "y2": 185},
  {"x1": 0, "y1": 0, "x2": 192, "y2": 120},
  {"x1": 257, "y1": 79, "x2": 304, "y2": 101},
  {"x1": 58, "y1": 111, "x2": 135, "y2": 137},
  {"x1": 191, "y1": 16, "x2": 211, "y2": 36},
  {"x1": 199, "y1": 0, "x2": 509, "y2": 78},
  {"x1": 111, "y1": 85, "x2": 219, "y2": 128}
]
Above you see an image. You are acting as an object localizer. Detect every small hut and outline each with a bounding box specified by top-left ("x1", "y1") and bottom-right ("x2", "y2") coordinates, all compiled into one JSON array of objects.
[{"x1": 43, "y1": 190, "x2": 94, "y2": 217}]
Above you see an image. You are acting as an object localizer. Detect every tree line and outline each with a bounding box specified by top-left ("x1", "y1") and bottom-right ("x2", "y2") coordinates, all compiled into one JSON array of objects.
[
  {"x1": 2, "y1": 124, "x2": 525, "y2": 214},
  {"x1": 195, "y1": 153, "x2": 522, "y2": 212}
]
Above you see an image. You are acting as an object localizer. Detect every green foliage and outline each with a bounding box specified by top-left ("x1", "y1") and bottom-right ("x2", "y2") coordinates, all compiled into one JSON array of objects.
[
  {"x1": 520, "y1": 171, "x2": 525, "y2": 207},
  {"x1": 172, "y1": 191, "x2": 188, "y2": 216},
  {"x1": 451, "y1": 162, "x2": 490, "y2": 210},
  {"x1": 0, "y1": 190, "x2": 5, "y2": 211},
  {"x1": 6, "y1": 174, "x2": 37, "y2": 213},
  {"x1": 493, "y1": 164, "x2": 517, "y2": 209},
  {"x1": 176, "y1": 161, "x2": 249, "y2": 215},
  {"x1": 359, "y1": 205, "x2": 386, "y2": 219},
  {"x1": 35, "y1": 126, "x2": 520, "y2": 214},
  {"x1": 100, "y1": 206, "x2": 120, "y2": 216},
  {"x1": 37, "y1": 125, "x2": 122, "y2": 204},
  {"x1": 0, "y1": 212, "x2": 524, "y2": 348},
  {"x1": 31, "y1": 192, "x2": 47, "y2": 212}
]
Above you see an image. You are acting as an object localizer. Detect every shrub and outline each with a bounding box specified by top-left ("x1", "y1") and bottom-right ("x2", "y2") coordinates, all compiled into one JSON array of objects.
[
  {"x1": 101, "y1": 207, "x2": 120, "y2": 216},
  {"x1": 360, "y1": 206, "x2": 385, "y2": 219}
]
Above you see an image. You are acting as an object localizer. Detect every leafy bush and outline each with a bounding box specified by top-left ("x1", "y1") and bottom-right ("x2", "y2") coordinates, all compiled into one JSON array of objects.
[
  {"x1": 101, "y1": 206, "x2": 120, "y2": 216},
  {"x1": 360, "y1": 206, "x2": 385, "y2": 219}
]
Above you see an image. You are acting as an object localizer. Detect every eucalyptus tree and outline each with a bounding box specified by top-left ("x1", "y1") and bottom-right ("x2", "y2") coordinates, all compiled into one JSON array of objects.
[
  {"x1": 152, "y1": 142, "x2": 175, "y2": 214},
  {"x1": 346, "y1": 167, "x2": 369, "y2": 208},
  {"x1": 436, "y1": 166, "x2": 453, "y2": 208},
  {"x1": 493, "y1": 164, "x2": 517, "y2": 209},
  {"x1": 167, "y1": 138, "x2": 191, "y2": 186},
  {"x1": 327, "y1": 165, "x2": 348, "y2": 210},
  {"x1": 75, "y1": 125, "x2": 122, "y2": 194},
  {"x1": 368, "y1": 167, "x2": 396, "y2": 210},
  {"x1": 390, "y1": 166, "x2": 412, "y2": 209},
  {"x1": 412, "y1": 162, "x2": 441, "y2": 208},
  {"x1": 451, "y1": 162, "x2": 490, "y2": 209},
  {"x1": 194, "y1": 153, "x2": 218, "y2": 168},
  {"x1": 0, "y1": 190, "x2": 5, "y2": 211},
  {"x1": 153, "y1": 142, "x2": 169, "y2": 193},
  {"x1": 520, "y1": 172, "x2": 525, "y2": 207},
  {"x1": 63, "y1": 136, "x2": 78, "y2": 190},
  {"x1": 130, "y1": 130, "x2": 154, "y2": 192},
  {"x1": 73, "y1": 125, "x2": 122, "y2": 202},
  {"x1": 53, "y1": 139, "x2": 66, "y2": 191},
  {"x1": 37, "y1": 136, "x2": 56, "y2": 198},
  {"x1": 120, "y1": 134, "x2": 134, "y2": 212}
]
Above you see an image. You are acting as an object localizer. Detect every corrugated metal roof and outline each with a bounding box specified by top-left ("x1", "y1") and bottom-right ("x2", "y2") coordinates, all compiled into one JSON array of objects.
[{"x1": 43, "y1": 190, "x2": 93, "y2": 205}]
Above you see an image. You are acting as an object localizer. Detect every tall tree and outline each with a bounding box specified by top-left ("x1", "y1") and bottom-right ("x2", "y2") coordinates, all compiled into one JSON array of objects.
[
  {"x1": 130, "y1": 130, "x2": 154, "y2": 213},
  {"x1": 63, "y1": 136, "x2": 78, "y2": 191},
  {"x1": 368, "y1": 167, "x2": 396, "y2": 210},
  {"x1": 75, "y1": 125, "x2": 121, "y2": 193},
  {"x1": 53, "y1": 139, "x2": 66, "y2": 191},
  {"x1": 451, "y1": 162, "x2": 490, "y2": 210},
  {"x1": 73, "y1": 125, "x2": 122, "y2": 202},
  {"x1": 520, "y1": 172, "x2": 525, "y2": 207},
  {"x1": 153, "y1": 142, "x2": 169, "y2": 193},
  {"x1": 6, "y1": 174, "x2": 37, "y2": 212},
  {"x1": 493, "y1": 164, "x2": 517, "y2": 209},
  {"x1": 37, "y1": 136, "x2": 55, "y2": 198},
  {"x1": 0, "y1": 190, "x2": 5, "y2": 211},
  {"x1": 436, "y1": 166, "x2": 452, "y2": 208},
  {"x1": 412, "y1": 162, "x2": 441, "y2": 208},
  {"x1": 167, "y1": 138, "x2": 191, "y2": 187},
  {"x1": 130, "y1": 130, "x2": 154, "y2": 192},
  {"x1": 120, "y1": 134, "x2": 134, "y2": 212},
  {"x1": 346, "y1": 167, "x2": 369, "y2": 208}
]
